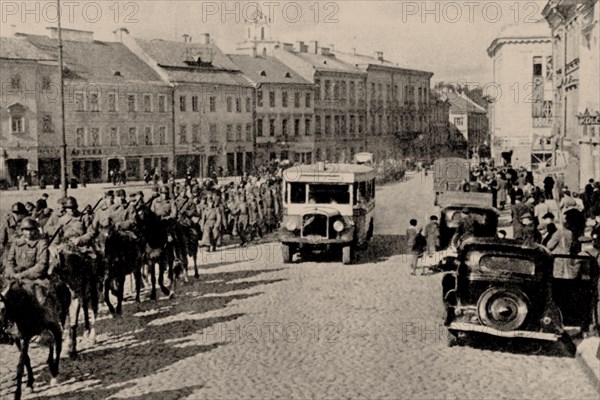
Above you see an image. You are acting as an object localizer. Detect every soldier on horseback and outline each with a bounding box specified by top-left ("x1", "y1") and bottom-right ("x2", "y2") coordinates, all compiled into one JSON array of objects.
[
  {"x1": 0, "y1": 203, "x2": 28, "y2": 262},
  {"x1": 112, "y1": 189, "x2": 139, "y2": 240},
  {"x1": 151, "y1": 186, "x2": 185, "y2": 268}
]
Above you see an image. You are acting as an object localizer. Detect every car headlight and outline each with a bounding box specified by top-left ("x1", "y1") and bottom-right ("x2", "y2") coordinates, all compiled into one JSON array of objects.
[
  {"x1": 286, "y1": 219, "x2": 297, "y2": 231},
  {"x1": 333, "y1": 220, "x2": 345, "y2": 232}
]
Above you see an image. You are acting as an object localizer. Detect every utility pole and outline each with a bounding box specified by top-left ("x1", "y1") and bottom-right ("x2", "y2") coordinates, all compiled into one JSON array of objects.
[{"x1": 57, "y1": 0, "x2": 68, "y2": 197}]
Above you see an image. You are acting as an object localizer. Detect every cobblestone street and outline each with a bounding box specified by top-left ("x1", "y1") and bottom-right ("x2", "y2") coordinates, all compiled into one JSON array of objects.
[{"x1": 1, "y1": 174, "x2": 598, "y2": 399}]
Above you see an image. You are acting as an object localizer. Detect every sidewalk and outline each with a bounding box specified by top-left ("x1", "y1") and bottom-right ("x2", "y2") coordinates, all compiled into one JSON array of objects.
[{"x1": 577, "y1": 337, "x2": 600, "y2": 390}]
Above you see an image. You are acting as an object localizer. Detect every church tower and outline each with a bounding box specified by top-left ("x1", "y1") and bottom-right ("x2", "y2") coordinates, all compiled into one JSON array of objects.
[{"x1": 236, "y1": 9, "x2": 279, "y2": 57}]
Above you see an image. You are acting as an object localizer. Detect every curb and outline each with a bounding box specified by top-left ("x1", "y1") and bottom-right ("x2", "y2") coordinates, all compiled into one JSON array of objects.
[{"x1": 576, "y1": 337, "x2": 600, "y2": 393}]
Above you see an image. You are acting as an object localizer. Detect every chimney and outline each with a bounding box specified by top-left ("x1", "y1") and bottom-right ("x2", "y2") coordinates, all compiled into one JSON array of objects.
[
  {"x1": 374, "y1": 51, "x2": 384, "y2": 62},
  {"x1": 295, "y1": 41, "x2": 304, "y2": 52},
  {"x1": 112, "y1": 27, "x2": 130, "y2": 42},
  {"x1": 47, "y1": 27, "x2": 93, "y2": 43},
  {"x1": 320, "y1": 47, "x2": 331, "y2": 56},
  {"x1": 203, "y1": 33, "x2": 210, "y2": 44},
  {"x1": 309, "y1": 40, "x2": 318, "y2": 54}
]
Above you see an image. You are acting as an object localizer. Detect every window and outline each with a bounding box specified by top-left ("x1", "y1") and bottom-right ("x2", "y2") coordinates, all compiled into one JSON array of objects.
[
  {"x1": 350, "y1": 115, "x2": 356, "y2": 134},
  {"x1": 282, "y1": 91, "x2": 288, "y2": 108},
  {"x1": 294, "y1": 92, "x2": 300, "y2": 108},
  {"x1": 349, "y1": 81, "x2": 356, "y2": 104},
  {"x1": 359, "y1": 116, "x2": 365, "y2": 134},
  {"x1": 371, "y1": 83, "x2": 376, "y2": 100},
  {"x1": 282, "y1": 118, "x2": 288, "y2": 135},
  {"x1": 308, "y1": 184, "x2": 350, "y2": 204},
  {"x1": 315, "y1": 115, "x2": 321, "y2": 135},
  {"x1": 294, "y1": 119, "x2": 300, "y2": 136},
  {"x1": 543, "y1": 101, "x2": 553, "y2": 118},
  {"x1": 180, "y1": 96, "x2": 187, "y2": 112},
  {"x1": 144, "y1": 127, "x2": 153, "y2": 145},
  {"x1": 533, "y1": 56, "x2": 543, "y2": 76},
  {"x1": 127, "y1": 94, "x2": 136, "y2": 112},
  {"x1": 340, "y1": 81, "x2": 346, "y2": 100},
  {"x1": 257, "y1": 118, "x2": 263, "y2": 136},
  {"x1": 76, "y1": 128, "x2": 85, "y2": 147},
  {"x1": 290, "y1": 182, "x2": 307, "y2": 204},
  {"x1": 269, "y1": 91, "x2": 275, "y2": 107},
  {"x1": 192, "y1": 96, "x2": 199, "y2": 112},
  {"x1": 341, "y1": 115, "x2": 346, "y2": 134},
  {"x1": 158, "y1": 127, "x2": 166, "y2": 145},
  {"x1": 305, "y1": 92, "x2": 311, "y2": 108},
  {"x1": 235, "y1": 124, "x2": 241, "y2": 141},
  {"x1": 246, "y1": 97, "x2": 251, "y2": 112},
  {"x1": 324, "y1": 80, "x2": 331, "y2": 100},
  {"x1": 227, "y1": 97, "x2": 233, "y2": 112},
  {"x1": 209, "y1": 124, "x2": 217, "y2": 142},
  {"x1": 75, "y1": 92, "x2": 86, "y2": 111},
  {"x1": 378, "y1": 83, "x2": 382, "y2": 99},
  {"x1": 108, "y1": 93, "x2": 117, "y2": 112},
  {"x1": 11, "y1": 74, "x2": 21, "y2": 90},
  {"x1": 190, "y1": 124, "x2": 200, "y2": 143},
  {"x1": 226, "y1": 124, "x2": 232, "y2": 141},
  {"x1": 143, "y1": 94, "x2": 152, "y2": 112},
  {"x1": 333, "y1": 81, "x2": 339, "y2": 100},
  {"x1": 334, "y1": 115, "x2": 340, "y2": 134},
  {"x1": 179, "y1": 125, "x2": 188, "y2": 144},
  {"x1": 269, "y1": 119, "x2": 275, "y2": 136},
  {"x1": 109, "y1": 127, "x2": 118, "y2": 146},
  {"x1": 128, "y1": 127, "x2": 137, "y2": 145},
  {"x1": 41, "y1": 76, "x2": 51, "y2": 91},
  {"x1": 325, "y1": 116, "x2": 331, "y2": 135},
  {"x1": 257, "y1": 90, "x2": 264, "y2": 107},
  {"x1": 89, "y1": 92, "x2": 100, "y2": 112},
  {"x1": 158, "y1": 95, "x2": 167, "y2": 113},
  {"x1": 305, "y1": 118, "x2": 311, "y2": 135},
  {"x1": 90, "y1": 128, "x2": 100, "y2": 146},
  {"x1": 454, "y1": 117, "x2": 464, "y2": 126},
  {"x1": 315, "y1": 79, "x2": 321, "y2": 100},
  {"x1": 245, "y1": 123, "x2": 252, "y2": 141},
  {"x1": 120, "y1": 128, "x2": 129, "y2": 146},
  {"x1": 209, "y1": 96, "x2": 216, "y2": 112},
  {"x1": 42, "y1": 114, "x2": 54, "y2": 133}
]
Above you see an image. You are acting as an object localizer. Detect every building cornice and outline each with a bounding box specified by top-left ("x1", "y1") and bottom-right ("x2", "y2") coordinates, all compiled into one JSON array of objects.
[{"x1": 487, "y1": 36, "x2": 553, "y2": 57}]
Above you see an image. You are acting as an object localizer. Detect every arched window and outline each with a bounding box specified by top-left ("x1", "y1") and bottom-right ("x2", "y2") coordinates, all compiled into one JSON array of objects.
[
  {"x1": 262, "y1": 47, "x2": 267, "y2": 57},
  {"x1": 261, "y1": 27, "x2": 265, "y2": 40},
  {"x1": 260, "y1": 71, "x2": 267, "y2": 77}
]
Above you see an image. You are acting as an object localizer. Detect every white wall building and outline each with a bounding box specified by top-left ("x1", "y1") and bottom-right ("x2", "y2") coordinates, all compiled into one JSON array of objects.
[{"x1": 487, "y1": 20, "x2": 554, "y2": 169}]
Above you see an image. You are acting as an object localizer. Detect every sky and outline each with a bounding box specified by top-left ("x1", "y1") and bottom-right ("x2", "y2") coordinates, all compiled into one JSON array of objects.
[{"x1": 1, "y1": 0, "x2": 550, "y2": 84}]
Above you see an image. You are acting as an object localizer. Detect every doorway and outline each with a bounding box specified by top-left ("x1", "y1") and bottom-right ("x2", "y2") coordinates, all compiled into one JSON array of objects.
[{"x1": 7, "y1": 158, "x2": 28, "y2": 186}]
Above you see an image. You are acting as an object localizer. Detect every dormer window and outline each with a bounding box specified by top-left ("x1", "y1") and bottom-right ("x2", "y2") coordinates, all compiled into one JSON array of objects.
[
  {"x1": 114, "y1": 71, "x2": 122, "y2": 77},
  {"x1": 8, "y1": 104, "x2": 27, "y2": 134},
  {"x1": 260, "y1": 71, "x2": 267, "y2": 77},
  {"x1": 197, "y1": 57, "x2": 203, "y2": 64},
  {"x1": 285, "y1": 72, "x2": 291, "y2": 78}
]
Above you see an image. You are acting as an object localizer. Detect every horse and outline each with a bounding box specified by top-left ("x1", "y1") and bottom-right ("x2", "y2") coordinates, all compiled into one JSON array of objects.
[
  {"x1": 95, "y1": 224, "x2": 143, "y2": 316},
  {"x1": 176, "y1": 216, "x2": 200, "y2": 280},
  {"x1": 51, "y1": 243, "x2": 100, "y2": 359},
  {"x1": 0, "y1": 279, "x2": 70, "y2": 399},
  {"x1": 135, "y1": 208, "x2": 179, "y2": 300}
]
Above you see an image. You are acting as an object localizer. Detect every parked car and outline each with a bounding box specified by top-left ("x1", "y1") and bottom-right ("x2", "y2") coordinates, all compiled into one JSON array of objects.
[
  {"x1": 442, "y1": 238, "x2": 598, "y2": 354},
  {"x1": 439, "y1": 204, "x2": 498, "y2": 249}
]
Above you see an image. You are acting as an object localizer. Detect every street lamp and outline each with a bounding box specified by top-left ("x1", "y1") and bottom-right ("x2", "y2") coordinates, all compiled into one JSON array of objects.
[{"x1": 57, "y1": 0, "x2": 68, "y2": 197}]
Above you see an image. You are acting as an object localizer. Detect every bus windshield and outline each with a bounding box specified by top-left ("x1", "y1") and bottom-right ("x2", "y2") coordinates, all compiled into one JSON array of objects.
[{"x1": 307, "y1": 184, "x2": 350, "y2": 204}]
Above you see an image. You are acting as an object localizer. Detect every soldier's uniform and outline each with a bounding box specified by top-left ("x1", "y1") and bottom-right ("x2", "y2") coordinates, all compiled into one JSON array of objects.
[
  {"x1": 112, "y1": 190, "x2": 138, "y2": 236},
  {"x1": 200, "y1": 202, "x2": 221, "y2": 251},
  {"x1": 151, "y1": 187, "x2": 185, "y2": 263},
  {"x1": 234, "y1": 195, "x2": 250, "y2": 246}
]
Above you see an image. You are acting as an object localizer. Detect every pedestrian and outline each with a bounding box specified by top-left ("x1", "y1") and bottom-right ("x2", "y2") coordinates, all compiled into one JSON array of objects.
[
  {"x1": 534, "y1": 195, "x2": 551, "y2": 225},
  {"x1": 423, "y1": 215, "x2": 440, "y2": 257},
  {"x1": 543, "y1": 175, "x2": 555, "y2": 199},
  {"x1": 406, "y1": 219, "x2": 423, "y2": 276}
]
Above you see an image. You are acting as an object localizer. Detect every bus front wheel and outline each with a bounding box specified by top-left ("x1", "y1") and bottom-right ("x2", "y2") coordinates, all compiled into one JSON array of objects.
[{"x1": 282, "y1": 244, "x2": 294, "y2": 263}]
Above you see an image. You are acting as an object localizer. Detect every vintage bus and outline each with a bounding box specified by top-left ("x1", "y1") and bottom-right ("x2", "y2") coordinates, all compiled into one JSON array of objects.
[{"x1": 280, "y1": 162, "x2": 376, "y2": 264}]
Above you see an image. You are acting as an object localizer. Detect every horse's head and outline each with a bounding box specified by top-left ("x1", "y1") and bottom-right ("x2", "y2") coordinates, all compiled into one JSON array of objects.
[{"x1": 95, "y1": 218, "x2": 116, "y2": 253}]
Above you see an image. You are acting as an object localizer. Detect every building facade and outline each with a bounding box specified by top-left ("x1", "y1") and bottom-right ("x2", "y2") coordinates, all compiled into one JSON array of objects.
[
  {"x1": 487, "y1": 21, "x2": 554, "y2": 169},
  {"x1": 119, "y1": 30, "x2": 255, "y2": 178},
  {"x1": 228, "y1": 54, "x2": 315, "y2": 166},
  {"x1": 543, "y1": 0, "x2": 600, "y2": 190}
]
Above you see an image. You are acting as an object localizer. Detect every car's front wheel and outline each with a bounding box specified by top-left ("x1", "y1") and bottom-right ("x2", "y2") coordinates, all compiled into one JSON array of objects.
[{"x1": 281, "y1": 244, "x2": 295, "y2": 264}]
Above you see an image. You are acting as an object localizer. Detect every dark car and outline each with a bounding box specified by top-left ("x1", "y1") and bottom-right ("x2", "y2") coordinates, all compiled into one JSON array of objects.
[
  {"x1": 442, "y1": 238, "x2": 598, "y2": 353},
  {"x1": 439, "y1": 204, "x2": 499, "y2": 249}
]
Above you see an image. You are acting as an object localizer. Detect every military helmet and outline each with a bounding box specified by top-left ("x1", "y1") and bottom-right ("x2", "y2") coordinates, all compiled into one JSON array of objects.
[
  {"x1": 160, "y1": 186, "x2": 170, "y2": 195},
  {"x1": 21, "y1": 217, "x2": 38, "y2": 231},
  {"x1": 11, "y1": 202, "x2": 27, "y2": 215},
  {"x1": 64, "y1": 196, "x2": 78, "y2": 210},
  {"x1": 25, "y1": 202, "x2": 35, "y2": 211},
  {"x1": 116, "y1": 189, "x2": 126, "y2": 198}
]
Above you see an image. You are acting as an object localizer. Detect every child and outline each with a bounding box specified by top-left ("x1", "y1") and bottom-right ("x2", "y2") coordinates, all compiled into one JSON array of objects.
[{"x1": 406, "y1": 219, "x2": 423, "y2": 275}]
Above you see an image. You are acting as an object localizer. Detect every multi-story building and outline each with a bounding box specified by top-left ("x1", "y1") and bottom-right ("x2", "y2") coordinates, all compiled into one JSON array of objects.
[
  {"x1": 543, "y1": 0, "x2": 600, "y2": 190},
  {"x1": 333, "y1": 50, "x2": 433, "y2": 162},
  {"x1": 428, "y1": 91, "x2": 466, "y2": 158},
  {"x1": 437, "y1": 86, "x2": 489, "y2": 160},
  {"x1": 0, "y1": 36, "x2": 58, "y2": 186},
  {"x1": 228, "y1": 54, "x2": 315, "y2": 165},
  {"x1": 118, "y1": 30, "x2": 255, "y2": 177},
  {"x1": 487, "y1": 21, "x2": 554, "y2": 169},
  {"x1": 3, "y1": 29, "x2": 174, "y2": 183}
]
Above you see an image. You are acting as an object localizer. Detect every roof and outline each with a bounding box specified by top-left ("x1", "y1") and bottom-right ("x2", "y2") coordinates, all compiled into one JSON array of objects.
[
  {"x1": 333, "y1": 50, "x2": 433, "y2": 76},
  {"x1": 283, "y1": 163, "x2": 376, "y2": 182},
  {"x1": 227, "y1": 55, "x2": 311, "y2": 85},
  {"x1": 460, "y1": 237, "x2": 550, "y2": 256},
  {"x1": 487, "y1": 20, "x2": 552, "y2": 57},
  {"x1": 446, "y1": 92, "x2": 487, "y2": 114},
  {"x1": 0, "y1": 37, "x2": 56, "y2": 61},
  {"x1": 136, "y1": 39, "x2": 240, "y2": 71},
  {"x1": 17, "y1": 34, "x2": 164, "y2": 83},
  {"x1": 289, "y1": 51, "x2": 362, "y2": 74}
]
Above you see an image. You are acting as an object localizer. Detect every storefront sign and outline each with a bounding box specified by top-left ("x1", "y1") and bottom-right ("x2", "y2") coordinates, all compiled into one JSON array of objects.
[
  {"x1": 71, "y1": 148, "x2": 103, "y2": 156},
  {"x1": 38, "y1": 147, "x2": 60, "y2": 157},
  {"x1": 577, "y1": 110, "x2": 600, "y2": 126}
]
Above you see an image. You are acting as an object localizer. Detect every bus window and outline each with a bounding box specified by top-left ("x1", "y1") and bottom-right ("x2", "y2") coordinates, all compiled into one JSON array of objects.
[
  {"x1": 308, "y1": 184, "x2": 350, "y2": 204},
  {"x1": 290, "y1": 182, "x2": 307, "y2": 204}
]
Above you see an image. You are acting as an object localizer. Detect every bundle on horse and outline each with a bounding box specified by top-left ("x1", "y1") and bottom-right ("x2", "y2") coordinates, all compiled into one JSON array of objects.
[
  {"x1": 94, "y1": 218, "x2": 143, "y2": 316},
  {"x1": 135, "y1": 203, "x2": 179, "y2": 300},
  {"x1": 0, "y1": 278, "x2": 70, "y2": 400}
]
